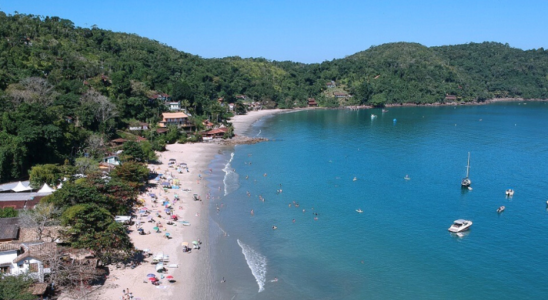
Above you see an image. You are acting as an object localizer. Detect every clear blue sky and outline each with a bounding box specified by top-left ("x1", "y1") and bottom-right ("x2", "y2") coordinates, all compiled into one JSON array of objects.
[{"x1": 2, "y1": 0, "x2": 547, "y2": 63}]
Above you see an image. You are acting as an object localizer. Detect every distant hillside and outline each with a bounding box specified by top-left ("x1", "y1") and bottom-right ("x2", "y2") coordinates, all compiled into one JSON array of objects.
[{"x1": 1, "y1": 12, "x2": 548, "y2": 183}]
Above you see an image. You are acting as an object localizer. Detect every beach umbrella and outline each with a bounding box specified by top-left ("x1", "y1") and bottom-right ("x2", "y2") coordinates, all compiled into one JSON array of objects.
[
  {"x1": 165, "y1": 233, "x2": 171, "y2": 237},
  {"x1": 142, "y1": 207, "x2": 149, "y2": 210},
  {"x1": 192, "y1": 241, "x2": 198, "y2": 245},
  {"x1": 153, "y1": 227, "x2": 159, "y2": 231},
  {"x1": 147, "y1": 273, "x2": 156, "y2": 278},
  {"x1": 148, "y1": 277, "x2": 158, "y2": 281},
  {"x1": 164, "y1": 208, "x2": 171, "y2": 213},
  {"x1": 161, "y1": 182, "x2": 170, "y2": 186}
]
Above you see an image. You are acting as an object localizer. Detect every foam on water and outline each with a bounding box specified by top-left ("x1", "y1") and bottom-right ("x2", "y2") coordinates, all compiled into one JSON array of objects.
[
  {"x1": 237, "y1": 239, "x2": 267, "y2": 293},
  {"x1": 256, "y1": 129, "x2": 262, "y2": 137},
  {"x1": 222, "y1": 152, "x2": 239, "y2": 196}
]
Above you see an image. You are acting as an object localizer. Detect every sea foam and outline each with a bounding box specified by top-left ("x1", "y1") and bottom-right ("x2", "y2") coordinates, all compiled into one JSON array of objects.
[
  {"x1": 222, "y1": 152, "x2": 238, "y2": 196},
  {"x1": 237, "y1": 239, "x2": 267, "y2": 293}
]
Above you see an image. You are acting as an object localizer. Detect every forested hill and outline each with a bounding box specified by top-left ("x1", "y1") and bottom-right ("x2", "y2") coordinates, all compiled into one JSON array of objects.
[
  {"x1": 1, "y1": 12, "x2": 548, "y2": 182},
  {"x1": 2, "y1": 12, "x2": 548, "y2": 108}
]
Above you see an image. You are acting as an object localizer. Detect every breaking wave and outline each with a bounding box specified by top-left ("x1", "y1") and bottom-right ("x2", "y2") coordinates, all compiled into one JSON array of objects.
[
  {"x1": 237, "y1": 239, "x2": 267, "y2": 293},
  {"x1": 222, "y1": 152, "x2": 238, "y2": 196}
]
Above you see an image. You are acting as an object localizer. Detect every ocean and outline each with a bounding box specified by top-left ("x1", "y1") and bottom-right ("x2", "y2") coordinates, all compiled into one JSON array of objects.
[{"x1": 205, "y1": 102, "x2": 548, "y2": 300}]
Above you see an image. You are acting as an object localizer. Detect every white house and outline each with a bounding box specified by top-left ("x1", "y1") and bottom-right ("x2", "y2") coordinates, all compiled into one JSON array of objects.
[
  {"x1": 103, "y1": 156, "x2": 121, "y2": 166},
  {"x1": 0, "y1": 242, "x2": 56, "y2": 282},
  {"x1": 166, "y1": 101, "x2": 180, "y2": 111}
]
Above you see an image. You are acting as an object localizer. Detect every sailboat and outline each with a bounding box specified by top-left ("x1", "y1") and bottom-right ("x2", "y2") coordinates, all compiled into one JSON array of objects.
[{"x1": 461, "y1": 152, "x2": 471, "y2": 188}]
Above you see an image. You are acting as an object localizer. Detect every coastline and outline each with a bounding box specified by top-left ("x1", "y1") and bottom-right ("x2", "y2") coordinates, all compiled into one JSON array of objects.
[{"x1": 94, "y1": 109, "x2": 283, "y2": 300}]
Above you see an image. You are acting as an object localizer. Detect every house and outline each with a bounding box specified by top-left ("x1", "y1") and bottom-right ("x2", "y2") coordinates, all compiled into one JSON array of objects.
[
  {"x1": 445, "y1": 94, "x2": 457, "y2": 101},
  {"x1": 128, "y1": 122, "x2": 149, "y2": 131},
  {"x1": 110, "y1": 138, "x2": 127, "y2": 146},
  {"x1": 217, "y1": 97, "x2": 224, "y2": 104},
  {"x1": 228, "y1": 103, "x2": 235, "y2": 111},
  {"x1": 235, "y1": 95, "x2": 246, "y2": 100},
  {"x1": 308, "y1": 98, "x2": 318, "y2": 107},
  {"x1": 0, "y1": 218, "x2": 20, "y2": 242},
  {"x1": 158, "y1": 112, "x2": 191, "y2": 128},
  {"x1": 149, "y1": 93, "x2": 171, "y2": 102},
  {"x1": 0, "y1": 242, "x2": 56, "y2": 282},
  {"x1": 333, "y1": 92, "x2": 349, "y2": 98},
  {"x1": 202, "y1": 128, "x2": 229, "y2": 141},
  {"x1": 166, "y1": 101, "x2": 180, "y2": 111},
  {"x1": 202, "y1": 120, "x2": 214, "y2": 130},
  {"x1": 156, "y1": 128, "x2": 169, "y2": 134},
  {"x1": 0, "y1": 192, "x2": 44, "y2": 210},
  {"x1": 326, "y1": 81, "x2": 336, "y2": 88},
  {"x1": 103, "y1": 156, "x2": 121, "y2": 166}
]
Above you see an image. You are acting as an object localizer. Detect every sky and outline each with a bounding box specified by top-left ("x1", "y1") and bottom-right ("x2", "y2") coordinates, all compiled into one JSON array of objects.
[{"x1": 1, "y1": 0, "x2": 547, "y2": 63}]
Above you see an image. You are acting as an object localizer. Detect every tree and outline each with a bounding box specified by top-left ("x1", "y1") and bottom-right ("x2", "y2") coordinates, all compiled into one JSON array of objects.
[
  {"x1": 0, "y1": 274, "x2": 35, "y2": 300},
  {"x1": 369, "y1": 93, "x2": 387, "y2": 107},
  {"x1": 28, "y1": 164, "x2": 63, "y2": 189},
  {"x1": 80, "y1": 89, "x2": 118, "y2": 134},
  {"x1": 121, "y1": 141, "x2": 145, "y2": 162},
  {"x1": 74, "y1": 157, "x2": 99, "y2": 175},
  {"x1": 19, "y1": 202, "x2": 61, "y2": 241},
  {"x1": 6, "y1": 77, "x2": 58, "y2": 108},
  {"x1": 0, "y1": 207, "x2": 18, "y2": 218},
  {"x1": 61, "y1": 203, "x2": 133, "y2": 262},
  {"x1": 111, "y1": 161, "x2": 149, "y2": 186}
]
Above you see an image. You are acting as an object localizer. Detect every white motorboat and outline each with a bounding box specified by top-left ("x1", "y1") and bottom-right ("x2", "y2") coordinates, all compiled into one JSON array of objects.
[
  {"x1": 356, "y1": 209, "x2": 363, "y2": 213},
  {"x1": 497, "y1": 206, "x2": 505, "y2": 213},
  {"x1": 461, "y1": 152, "x2": 471, "y2": 188},
  {"x1": 505, "y1": 189, "x2": 514, "y2": 197},
  {"x1": 448, "y1": 219, "x2": 473, "y2": 233}
]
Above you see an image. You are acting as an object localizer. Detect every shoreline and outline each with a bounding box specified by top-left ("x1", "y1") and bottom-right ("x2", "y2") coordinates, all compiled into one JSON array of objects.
[{"x1": 94, "y1": 109, "x2": 283, "y2": 300}]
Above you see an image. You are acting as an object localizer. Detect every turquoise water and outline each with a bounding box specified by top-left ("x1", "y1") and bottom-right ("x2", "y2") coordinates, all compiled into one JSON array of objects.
[{"x1": 207, "y1": 102, "x2": 548, "y2": 300}]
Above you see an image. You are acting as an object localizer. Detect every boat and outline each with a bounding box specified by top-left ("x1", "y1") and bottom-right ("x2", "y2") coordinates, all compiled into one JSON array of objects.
[
  {"x1": 497, "y1": 206, "x2": 505, "y2": 213},
  {"x1": 371, "y1": 114, "x2": 377, "y2": 119},
  {"x1": 356, "y1": 209, "x2": 363, "y2": 213},
  {"x1": 505, "y1": 189, "x2": 514, "y2": 197},
  {"x1": 382, "y1": 109, "x2": 388, "y2": 113},
  {"x1": 353, "y1": 177, "x2": 357, "y2": 181},
  {"x1": 404, "y1": 175, "x2": 410, "y2": 180},
  {"x1": 448, "y1": 219, "x2": 473, "y2": 233},
  {"x1": 461, "y1": 152, "x2": 472, "y2": 188}
]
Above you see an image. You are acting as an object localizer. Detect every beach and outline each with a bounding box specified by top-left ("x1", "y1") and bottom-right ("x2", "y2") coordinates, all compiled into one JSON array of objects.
[{"x1": 91, "y1": 109, "x2": 283, "y2": 300}]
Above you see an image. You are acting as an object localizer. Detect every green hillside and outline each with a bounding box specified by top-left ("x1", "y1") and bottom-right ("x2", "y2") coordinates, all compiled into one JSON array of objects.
[{"x1": 1, "y1": 12, "x2": 548, "y2": 182}]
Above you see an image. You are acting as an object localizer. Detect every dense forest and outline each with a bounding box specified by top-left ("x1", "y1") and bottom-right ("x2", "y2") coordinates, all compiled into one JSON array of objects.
[{"x1": 1, "y1": 12, "x2": 548, "y2": 183}]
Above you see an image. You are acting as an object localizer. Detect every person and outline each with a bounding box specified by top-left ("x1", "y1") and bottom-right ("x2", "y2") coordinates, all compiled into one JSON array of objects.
[
  {"x1": 272, "y1": 225, "x2": 277, "y2": 230},
  {"x1": 273, "y1": 277, "x2": 278, "y2": 282},
  {"x1": 251, "y1": 209, "x2": 254, "y2": 215},
  {"x1": 221, "y1": 277, "x2": 226, "y2": 283},
  {"x1": 292, "y1": 219, "x2": 295, "y2": 223}
]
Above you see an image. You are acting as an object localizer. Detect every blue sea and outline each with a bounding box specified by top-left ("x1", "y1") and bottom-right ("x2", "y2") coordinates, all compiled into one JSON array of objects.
[{"x1": 204, "y1": 102, "x2": 548, "y2": 300}]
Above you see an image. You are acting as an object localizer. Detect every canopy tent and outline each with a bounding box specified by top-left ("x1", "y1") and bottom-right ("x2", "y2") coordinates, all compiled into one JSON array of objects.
[
  {"x1": 12, "y1": 181, "x2": 32, "y2": 192},
  {"x1": 37, "y1": 183, "x2": 55, "y2": 194}
]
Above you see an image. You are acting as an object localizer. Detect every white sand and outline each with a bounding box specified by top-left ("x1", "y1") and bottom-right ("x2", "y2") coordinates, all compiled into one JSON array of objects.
[{"x1": 92, "y1": 109, "x2": 283, "y2": 300}]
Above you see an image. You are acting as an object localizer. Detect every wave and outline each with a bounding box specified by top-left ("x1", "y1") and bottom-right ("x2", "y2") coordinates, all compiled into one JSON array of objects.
[
  {"x1": 222, "y1": 152, "x2": 239, "y2": 196},
  {"x1": 256, "y1": 129, "x2": 262, "y2": 137},
  {"x1": 237, "y1": 239, "x2": 267, "y2": 293}
]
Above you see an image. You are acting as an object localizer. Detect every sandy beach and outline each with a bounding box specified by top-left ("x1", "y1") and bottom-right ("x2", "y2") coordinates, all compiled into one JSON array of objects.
[{"x1": 90, "y1": 109, "x2": 283, "y2": 300}]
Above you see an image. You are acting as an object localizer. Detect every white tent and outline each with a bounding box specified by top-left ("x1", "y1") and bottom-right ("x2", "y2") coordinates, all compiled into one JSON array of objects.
[
  {"x1": 37, "y1": 183, "x2": 55, "y2": 194},
  {"x1": 11, "y1": 181, "x2": 32, "y2": 192}
]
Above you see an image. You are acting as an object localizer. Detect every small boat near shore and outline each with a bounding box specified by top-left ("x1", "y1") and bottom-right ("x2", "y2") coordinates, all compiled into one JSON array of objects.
[
  {"x1": 505, "y1": 189, "x2": 514, "y2": 197},
  {"x1": 448, "y1": 219, "x2": 473, "y2": 233},
  {"x1": 497, "y1": 206, "x2": 505, "y2": 213}
]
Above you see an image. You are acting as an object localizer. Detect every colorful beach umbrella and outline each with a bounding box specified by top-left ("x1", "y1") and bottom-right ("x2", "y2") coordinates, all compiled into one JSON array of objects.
[
  {"x1": 153, "y1": 227, "x2": 159, "y2": 231},
  {"x1": 147, "y1": 273, "x2": 156, "y2": 278},
  {"x1": 148, "y1": 277, "x2": 158, "y2": 281}
]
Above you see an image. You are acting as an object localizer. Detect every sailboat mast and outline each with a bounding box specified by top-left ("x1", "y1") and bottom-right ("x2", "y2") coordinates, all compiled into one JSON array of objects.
[{"x1": 466, "y1": 152, "x2": 470, "y2": 178}]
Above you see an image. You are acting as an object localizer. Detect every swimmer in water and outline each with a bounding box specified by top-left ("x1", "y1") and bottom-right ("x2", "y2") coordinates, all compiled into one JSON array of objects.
[
  {"x1": 272, "y1": 225, "x2": 277, "y2": 230},
  {"x1": 251, "y1": 209, "x2": 254, "y2": 215}
]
